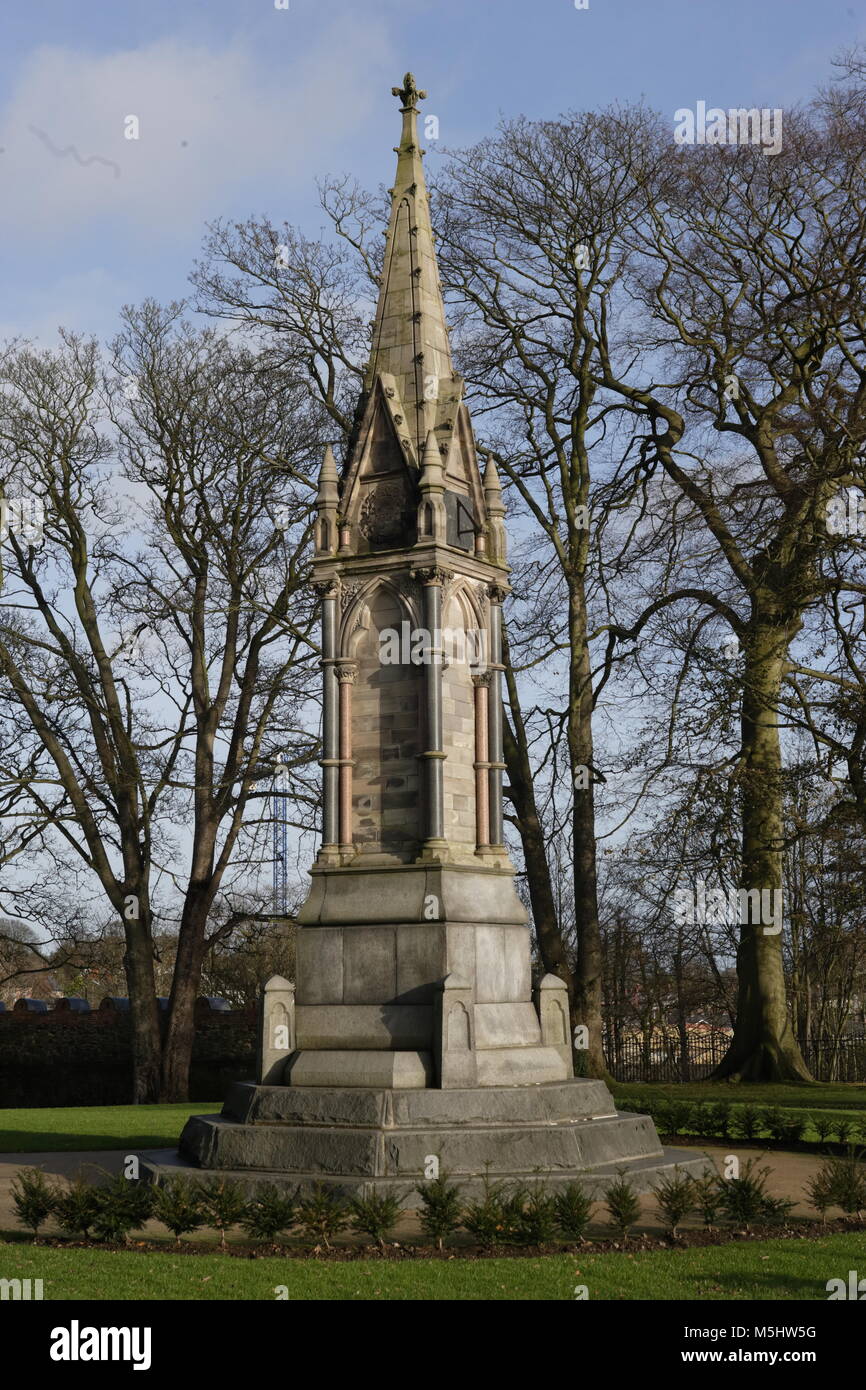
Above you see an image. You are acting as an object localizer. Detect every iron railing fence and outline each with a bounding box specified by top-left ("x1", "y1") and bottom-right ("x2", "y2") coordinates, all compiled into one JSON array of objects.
[{"x1": 604, "y1": 1032, "x2": 866, "y2": 1083}]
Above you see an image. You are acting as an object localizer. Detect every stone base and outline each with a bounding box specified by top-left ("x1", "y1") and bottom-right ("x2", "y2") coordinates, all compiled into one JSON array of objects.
[
  {"x1": 286, "y1": 1049, "x2": 433, "y2": 1088},
  {"x1": 138, "y1": 1079, "x2": 712, "y2": 1204}
]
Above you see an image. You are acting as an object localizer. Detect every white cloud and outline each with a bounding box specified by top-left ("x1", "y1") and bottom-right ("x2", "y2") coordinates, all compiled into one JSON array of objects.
[{"x1": 0, "y1": 23, "x2": 389, "y2": 245}]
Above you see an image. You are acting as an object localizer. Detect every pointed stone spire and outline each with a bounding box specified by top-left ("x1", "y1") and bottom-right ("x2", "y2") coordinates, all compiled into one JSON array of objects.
[
  {"x1": 417, "y1": 427, "x2": 447, "y2": 541},
  {"x1": 419, "y1": 426, "x2": 445, "y2": 489},
  {"x1": 366, "y1": 73, "x2": 454, "y2": 459},
  {"x1": 317, "y1": 443, "x2": 339, "y2": 504},
  {"x1": 483, "y1": 454, "x2": 506, "y2": 562},
  {"x1": 315, "y1": 443, "x2": 339, "y2": 555},
  {"x1": 483, "y1": 454, "x2": 504, "y2": 515}
]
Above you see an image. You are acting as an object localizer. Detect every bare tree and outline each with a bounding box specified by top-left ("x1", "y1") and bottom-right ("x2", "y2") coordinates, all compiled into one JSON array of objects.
[{"x1": 0, "y1": 309, "x2": 322, "y2": 1098}]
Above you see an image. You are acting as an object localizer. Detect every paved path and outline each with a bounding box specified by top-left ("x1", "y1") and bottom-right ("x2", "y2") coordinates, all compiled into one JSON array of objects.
[{"x1": 0, "y1": 1142, "x2": 839, "y2": 1240}]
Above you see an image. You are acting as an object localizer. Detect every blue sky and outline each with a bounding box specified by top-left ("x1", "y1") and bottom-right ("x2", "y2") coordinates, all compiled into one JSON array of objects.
[{"x1": 0, "y1": 0, "x2": 862, "y2": 344}]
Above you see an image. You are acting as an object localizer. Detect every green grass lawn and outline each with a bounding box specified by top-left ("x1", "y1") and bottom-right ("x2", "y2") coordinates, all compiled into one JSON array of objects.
[
  {"x1": 0, "y1": 1104, "x2": 220, "y2": 1153},
  {"x1": 0, "y1": 1232, "x2": 860, "y2": 1300},
  {"x1": 2, "y1": 1087, "x2": 864, "y2": 1154}
]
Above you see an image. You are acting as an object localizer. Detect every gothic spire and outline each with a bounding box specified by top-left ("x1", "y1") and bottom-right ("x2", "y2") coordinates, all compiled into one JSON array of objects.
[{"x1": 365, "y1": 73, "x2": 454, "y2": 460}]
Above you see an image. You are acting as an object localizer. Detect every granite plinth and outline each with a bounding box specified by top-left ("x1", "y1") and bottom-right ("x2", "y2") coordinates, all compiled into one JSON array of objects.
[{"x1": 138, "y1": 1079, "x2": 712, "y2": 1203}]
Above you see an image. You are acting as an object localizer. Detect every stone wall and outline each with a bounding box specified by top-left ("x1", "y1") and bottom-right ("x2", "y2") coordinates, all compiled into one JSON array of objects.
[{"x1": 0, "y1": 1003, "x2": 256, "y2": 1107}]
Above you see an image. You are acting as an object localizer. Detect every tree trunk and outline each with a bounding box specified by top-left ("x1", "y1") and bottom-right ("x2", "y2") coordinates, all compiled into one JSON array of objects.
[
  {"x1": 569, "y1": 585, "x2": 608, "y2": 1079},
  {"x1": 501, "y1": 651, "x2": 571, "y2": 988},
  {"x1": 123, "y1": 912, "x2": 162, "y2": 1103},
  {"x1": 160, "y1": 890, "x2": 211, "y2": 1101},
  {"x1": 712, "y1": 621, "x2": 813, "y2": 1082}
]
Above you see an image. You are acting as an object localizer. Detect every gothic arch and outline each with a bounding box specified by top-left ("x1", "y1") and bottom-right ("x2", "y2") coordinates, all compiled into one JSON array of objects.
[
  {"x1": 344, "y1": 575, "x2": 423, "y2": 857},
  {"x1": 340, "y1": 575, "x2": 422, "y2": 658}
]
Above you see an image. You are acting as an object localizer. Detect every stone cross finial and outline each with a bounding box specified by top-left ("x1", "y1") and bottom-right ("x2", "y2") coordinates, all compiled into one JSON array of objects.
[{"x1": 392, "y1": 72, "x2": 427, "y2": 108}]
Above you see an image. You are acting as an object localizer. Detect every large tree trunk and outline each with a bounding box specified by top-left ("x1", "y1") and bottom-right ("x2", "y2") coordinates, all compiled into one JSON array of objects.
[
  {"x1": 569, "y1": 585, "x2": 608, "y2": 1079},
  {"x1": 501, "y1": 636, "x2": 571, "y2": 988},
  {"x1": 123, "y1": 910, "x2": 162, "y2": 1103},
  {"x1": 712, "y1": 622, "x2": 813, "y2": 1082},
  {"x1": 161, "y1": 888, "x2": 212, "y2": 1101}
]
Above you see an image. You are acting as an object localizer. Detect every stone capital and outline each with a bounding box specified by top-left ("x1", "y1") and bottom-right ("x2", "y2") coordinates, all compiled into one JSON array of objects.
[
  {"x1": 312, "y1": 579, "x2": 340, "y2": 600},
  {"x1": 334, "y1": 664, "x2": 357, "y2": 685},
  {"x1": 413, "y1": 566, "x2": 451, "y2": 587}
]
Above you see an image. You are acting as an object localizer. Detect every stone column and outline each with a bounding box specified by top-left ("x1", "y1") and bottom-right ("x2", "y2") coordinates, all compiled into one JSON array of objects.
[
  {"x1": 416, "y1": 568, "x2": 449, "y2": 857},
  {"x1": 472, "y1": 672, "x2": 491, "y2": 851},
  {"x1": 317, "y1": 583, "x2": 340, "y2": 863},
  {"x1": 335, "y1": 663, "x2": 356, "y2": 856},
  {"x1": 487, "y1": 585, "x2": 507, "y2": 849}
]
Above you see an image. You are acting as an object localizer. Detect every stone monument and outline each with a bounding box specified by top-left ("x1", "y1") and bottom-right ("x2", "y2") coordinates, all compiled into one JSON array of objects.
[{"x1": 142, "y1": 74, "x2": 706, "y2": 1199}]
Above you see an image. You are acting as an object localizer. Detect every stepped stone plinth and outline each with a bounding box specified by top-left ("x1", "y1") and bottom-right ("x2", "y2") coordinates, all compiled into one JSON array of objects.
[
  {"x1": 140, "y1": 71, "x2": 709, "y2": 1203},
  {"x1": 142, "y1": 1079, "x2": 708, "y2": 1202}
]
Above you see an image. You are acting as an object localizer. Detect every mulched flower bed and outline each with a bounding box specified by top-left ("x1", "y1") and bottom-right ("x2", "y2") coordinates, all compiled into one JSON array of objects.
[{"x1": 17, "y1": 1214, "x2": 864, "y2": 1261}]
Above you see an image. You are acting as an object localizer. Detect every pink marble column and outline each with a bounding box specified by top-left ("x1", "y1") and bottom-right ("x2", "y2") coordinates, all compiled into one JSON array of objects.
[
  {"x1": 336, "y1": 664, "x2": 356, "y2": 852},
  {"x1": 473, "y1": 672, "x2": 491, "y2": 850}
]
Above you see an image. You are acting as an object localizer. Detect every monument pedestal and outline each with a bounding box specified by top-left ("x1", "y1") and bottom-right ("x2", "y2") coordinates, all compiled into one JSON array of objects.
[
  {"x1": 140, "y1": 1079, "x2": 709, "y2": 1202},
  {"x1": 286, "y1": 861, "x2": 572, "y2": 1091}
]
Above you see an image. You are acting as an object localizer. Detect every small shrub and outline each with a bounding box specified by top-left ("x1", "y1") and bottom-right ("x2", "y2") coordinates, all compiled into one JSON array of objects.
[
  {"x1": 603, "y1": 1170, "x2": 641, "y2": 1242},
  {"x1": 686, "y1": 1100, "x2": 717, "y2": 1134},
  {"x1": 708, "y1": 1100, "x2": 733, "y2": 1139},
  {"x1": 716, "y1": 1157, "x2": 776, "y2": 1230},
  {"x1": 760, "y1": 1194, "x2": 795, "y2": 1226},
  {"x1": 515, "y1": 1185, "x2": 558, "y2": 1246},
  {"x1": 812, "y1": 1114, "x2": 834, "y2": 1144},
  {"x1": 462, "y1": 1177, "x2": 523, "y2": 1248},
  {"x1": 692, "y1": 1103, "x2": 717, "y2": 1139},
  {"x1": 348, "y1": 1190, "x2": 405, "y2": 1249},
  {"x1": 93, "y1": 1174, "x2": 154, "y2": 1244},
  {"x1": 201, "y1": 1178, "x2": 247, "y2": 1249},
  {"x1": 732, "y1": 1103, "x2": 761, "y2": 1141},
  {"x1": 11, "y1": 1168, "x2": 55, "y2": 1240},
  {"x1": 241, "y1": 1185, "x2": 297, "y2": 1247},
  {"x1": 803, "y1": 1163, "x2": 838, "y2": 1222},
  {"x1": 660, "y1": 1101, "x2": 693, "y2": 1136},
  {"x1": 152, "y1": 1176, "x2": 206, "y2": 1245},
  {"x1": 652, "y1": 1102, "x2": 671, "y2": 1133},
  {"x1": 782, "y1": 1116, "x2": 805, "y2": 1145},
  {"x1": 296, "y1": 1184, "x2": 349, "y2": 1249},
  {"x1": 52, "y1": 1176, "x2": 100, "y2": 1240},
  {"x1": 691, "y1": 1172, "x2": 723, "y2": 1228},
  {"x1": 761, "y1": 1107, "x2": 788, "y2": 1142},
  {"x1": 416, "y1": 1170, "x2": 463, "y2": 1250},
  {"x1": 653, "y1": 1168, "x2": 695, "y2": 1239},
  {"x1": 553, "y1": 1182, "x2": 594, "y2": 1242},
  {"x1": 833, "y1": 1117, "x2": 854, "y2": 1146},
  {"x1": 824, "y1": 1152, "x2": 866, "y2": 1219}
]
